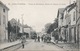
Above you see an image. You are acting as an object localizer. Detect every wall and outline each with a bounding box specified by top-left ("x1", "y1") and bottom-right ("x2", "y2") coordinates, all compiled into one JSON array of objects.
[
  {"x1": 69, "y1": 7, "x2": 76, "y2": 43},
  {"x1": 62, "y1": 11, "x2": 67, "y2": 26},
  {"x1": 24, "y1": 28, "x2": 31, "y2": 38},
  {"x1": 76, "y1": 0, "x2": 80, "y2": 43},
  {"x1": 58, "y1": 13, "x2": 63, "y2": 27},
  {"x1": 70, "y1": 8, "x2": 76, "y2": 25},
  {"x1": 0, "y1": 4, "x2": 8, "y2": 43}
]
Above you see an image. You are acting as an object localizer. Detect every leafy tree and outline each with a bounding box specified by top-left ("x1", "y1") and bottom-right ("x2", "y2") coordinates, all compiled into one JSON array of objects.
[
  {"x1": 8, "y1": 21, "x2": 12, "y2": 41},
  {"x1": 45, "y1": 23, "x2": 52, "y2": 33},
  {"x1": 8, "y1": 21, "x2": 11, "y2": 33},
  {"x1": 8, "y1": 21, "x2": 20, "y2": 40},
  {"x1": 13, "y1": 25, "x2": 20, "y2": 34},
  {"x1": 47, "y1": 18, "x2": 58, "y2": 34}
]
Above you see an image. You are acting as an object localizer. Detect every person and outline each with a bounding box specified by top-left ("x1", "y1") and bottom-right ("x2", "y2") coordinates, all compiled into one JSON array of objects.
[
  {"x1": 34, "y1": 36, "x2": 37, "y2": 42},
  {"x1": 38, "y1": 36, "x2": 40, "y2": 42},
  {"x1": 55, "y1": 32, "x2": 59, "y2": 43},
  {"x1": 60, "y1": 36, "x2": 63, "y2": 42},
  {"x1": 41, "y1": 36, "x2": 43, "y2": 41},
  {"x1": 49, "y1": 37, "x2": 51, "y2": 42},
  {"x1": 21, "y1": 36, "x2": 26, "y2": 48}
]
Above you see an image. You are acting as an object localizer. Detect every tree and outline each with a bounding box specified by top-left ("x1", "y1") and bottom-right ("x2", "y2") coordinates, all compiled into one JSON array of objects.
[
  {"x1": 8, "y1": 21, "x2": 20, "y2": 41},
  {"x1": 44, "y1": 23, "x2": 52, "y2": 33},
  {"x1": 8, "y1": 21, "x2": 12, "y2": 41},
  {"x1": 47, "y1": 18, "x2": 58, "y2": 34}
]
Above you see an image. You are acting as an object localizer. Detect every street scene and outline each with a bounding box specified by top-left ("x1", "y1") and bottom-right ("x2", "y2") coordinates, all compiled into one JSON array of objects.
[{"x1": 0, "y1": 0, "x2": 80, "y2": 51}]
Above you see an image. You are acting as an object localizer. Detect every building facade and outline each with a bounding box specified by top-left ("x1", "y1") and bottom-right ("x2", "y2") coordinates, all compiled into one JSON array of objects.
[
  {"x1": 64, "y1": 2, "x2": 76, "y2": 43},
  {"x1": 57, "y1": 8, "x2": 65, "y2": 40},
  {"x1": 23, "y1": 24, "x2": 32, "y2": 38},
  {"x1": 76, "y1": 0, "x2": 80, "y2": 43},
  {"x1": 57, "y1": 2, "x2": 77, "y2": 43},
  {"x1": 67, "y1": 3, "x2": 76, "y2": 43},
  {"x1": 0, "y1": 1, "x2": 9, "y2": 43}
]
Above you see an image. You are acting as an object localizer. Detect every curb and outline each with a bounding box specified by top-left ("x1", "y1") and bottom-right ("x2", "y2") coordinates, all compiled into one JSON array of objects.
[
  {"x1": 54, "y1": 44, "x2": 64, "y2": 48},
  {"x1": 51, "y1": 42, "x2": 64, "y2": 48},
  {"x1": 0, "y1": 41, "x2": 30, "y2": 51},
  {"x1": 0, "y1": 42, "x2": 21, "y2": 51},
  {"x1": 44, "y1": 42, "x2": 64, "y2": 48}
]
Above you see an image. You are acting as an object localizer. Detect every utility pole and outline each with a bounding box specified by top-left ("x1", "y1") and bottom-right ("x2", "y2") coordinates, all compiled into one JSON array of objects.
[
  {"x1": 21, "y1": 14, "x2": 24, "y2": 36},
  {"x1": 16, "y1": 18, "x2": 17, "y2": 40}
]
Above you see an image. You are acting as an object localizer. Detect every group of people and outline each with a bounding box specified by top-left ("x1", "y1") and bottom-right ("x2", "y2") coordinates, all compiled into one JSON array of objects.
[
  {"x1": 34, "y1": 35, "x2": 52, "y2": 43},
  {"x1": 34, "y1": 36, "x2": 44, "y2": 42}
]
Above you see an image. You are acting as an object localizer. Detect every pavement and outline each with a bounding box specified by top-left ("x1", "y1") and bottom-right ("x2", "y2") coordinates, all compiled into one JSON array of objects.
[
  {"x1": 54, "y1": 41, "x2": 80, "y2": 51},
  {"x1": 0, "y1": 40, "x2": 21, "y2": 50},
  {"x1": 0, "y1": 39, "x2": 32, "y2": 50}
]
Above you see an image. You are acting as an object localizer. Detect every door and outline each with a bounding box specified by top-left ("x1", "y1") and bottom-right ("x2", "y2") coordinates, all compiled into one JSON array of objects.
[
  {"x1": 74, "y1": 27, "x2": 76, "y2": 43},
  {"x1": 71, "y1": 28, "x2": 74, "y2": 43}
]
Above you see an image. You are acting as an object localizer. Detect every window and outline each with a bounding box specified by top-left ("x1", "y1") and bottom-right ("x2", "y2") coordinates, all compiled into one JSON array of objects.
[
  {"x1": 3, "y1": 15, "x2": 6, "y2": 25},
  {"x1": 73, "y1": 12, "x2": 75, "y2": 21},
  {"x1": 69, "y1": 14, "x2": 71, "y2": 24},
  {"x1": 3, "y1": 9, "x2": 5, "y2": 13}
]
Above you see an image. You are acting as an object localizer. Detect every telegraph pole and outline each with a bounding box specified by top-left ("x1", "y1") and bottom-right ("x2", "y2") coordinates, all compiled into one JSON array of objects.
[
  {"x1": 16, "y1": 18, "x2": 17, "y2": 40},
  {"x1": 21, "y1": 14, "x2": 24, "y2": 36}
]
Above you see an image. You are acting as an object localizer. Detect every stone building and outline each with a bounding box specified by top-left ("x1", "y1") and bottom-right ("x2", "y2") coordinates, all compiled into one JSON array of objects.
[
  {"x1": 0, "y1": 1, "x2": 9, "y2": 43},
  {"x1": 57, "y1": 8, "x2": 65, "y2": 40},
  {"x1": 57, "y1": 2, "x2": 77, "y2": 43},
  {"x1": 76, "y1": 0, "x2": 80, "y2": 43}
]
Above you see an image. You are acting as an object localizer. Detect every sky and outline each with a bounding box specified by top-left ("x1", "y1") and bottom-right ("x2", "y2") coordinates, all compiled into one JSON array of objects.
[{"x1": 0, "y1": 0, "x2": 76, "y2": 32}]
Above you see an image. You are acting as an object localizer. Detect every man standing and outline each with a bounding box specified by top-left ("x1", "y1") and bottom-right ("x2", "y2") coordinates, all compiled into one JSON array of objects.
[
  {"x1": 38, "y1": 36, "x2": 40, "y2": 42},
  {"x1": 21, "y1": 36, "x2": 26, "y2": 48},
  {"x1": 34, "y1": 36, "x2": 37, "y2": 42},
  {"x1": 41, "y1": 36, "x2": 43, "y2": 41}
]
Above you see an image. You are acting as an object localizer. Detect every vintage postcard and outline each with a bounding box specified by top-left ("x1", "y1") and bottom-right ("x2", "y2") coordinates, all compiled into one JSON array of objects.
[{"x1": 0, "y1": 0, "x2": 80, "y2": 51}]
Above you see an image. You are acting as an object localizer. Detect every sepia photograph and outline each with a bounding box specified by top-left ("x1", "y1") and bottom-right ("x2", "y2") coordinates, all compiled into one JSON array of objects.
[{"x1": 0, "y1": 0, "x2": 80, "y2": 51}]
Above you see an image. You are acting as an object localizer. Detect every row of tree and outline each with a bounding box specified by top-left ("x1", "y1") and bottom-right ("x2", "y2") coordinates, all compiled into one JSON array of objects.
[
  {"x1": 8, "y1": 21, "x2": 20, "y2": 34},
  {"x1": 8, "y1": 21, "x2": 20, "y2": 42},
  {"x1": 45, "y1": 18, "x2": 58, "y2": 34}
]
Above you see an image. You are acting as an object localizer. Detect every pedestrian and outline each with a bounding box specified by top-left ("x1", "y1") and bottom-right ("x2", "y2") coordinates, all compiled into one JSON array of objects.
[
  {"x1": 21, "y1": 40, "x2": 24, "y2": 48},
  {"x1": 49, "y1": 37, "x2": 51, "y2": 42},
  {"x1": 34, "y1": 36, "x2": 37, "y2": 42},
  {"x1": 38, "y1": 36, "x2": 40, "y2": 42},
  {"x1": 21, "y1": 36, "x2": 26, "y2": 48},
  {"x1": 41, "y1": 36, "x2": 43, "y2": 41},
  {"x1": 51, "y1": 36, "x2": 55, "y2": 44},
  {"x1": 55, "y1": 33, "x2": 59, "y2": 43},
  {"x1": 60, "y1": 36, "x2": 63, "y2": 42}
]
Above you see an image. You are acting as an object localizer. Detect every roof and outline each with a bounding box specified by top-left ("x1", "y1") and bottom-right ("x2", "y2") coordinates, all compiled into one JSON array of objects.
[
  {"x1": 0, "y1": 1, "x2": 9, "y2": 10},
  {"x1": 57, "y1": 8, "x2": 65, "y2": 18},
  {"x1": 57, "y1": 2, "x2": 76, "y2": 19},
  {"x1": 64, "y1": 2, "x2": 76, "y2": 12},
  {"x1": 68, "y1": 3, "x2": 76, "y2": 12},
  {"x1": 23, "y1": 24, "x2": 31, "y2": 28},
  {"x1": 58, "y1": 8, "x2": 64, "y2": 14}
]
